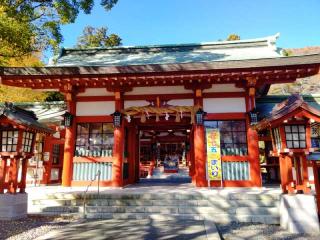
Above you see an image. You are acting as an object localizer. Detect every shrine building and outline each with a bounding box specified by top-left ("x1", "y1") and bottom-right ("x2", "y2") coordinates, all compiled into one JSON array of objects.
[{"x1": 1, "y1": 34, "x2": 320, "y2": 188}]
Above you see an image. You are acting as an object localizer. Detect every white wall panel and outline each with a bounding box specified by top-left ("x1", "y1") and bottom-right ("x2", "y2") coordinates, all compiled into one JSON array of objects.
[
  {"x1": 203, "y1": 98, "x2": 246, "y2": 113},
  {"x1": 76, "y1": 101, "x2": 115, "y2": 116},
  {"x1": 126, "y1": 86, "x2": 192, "y2": 95},
  {"x1": 308, "y1": 167, "x2": 314, "y2": 181},
  {"x1": 124, "y1": 100, "x2": 150, "y2": 109},
  {"x1": 292, "y1": 168, "x2": 297, "y2": 181},
  {"x1": 77, "y1": 88, "x2": 114, "y2": 96},
  {"x1": 167, "y1": 99, "x2": 194, "y2": 106},
  {"x1": 203, "y1": 84, "x2": 244, "y2": 93}
]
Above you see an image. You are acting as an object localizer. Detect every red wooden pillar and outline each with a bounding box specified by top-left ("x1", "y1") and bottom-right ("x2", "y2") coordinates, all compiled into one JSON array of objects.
[
  {"x1": 301, "y1": 155, "x2": 310, "y2": 193},
  {"x1": 312, "y1": 161, "x2": 320, "y2": 215},
  {"x1": 286, "y1": 155, "x2": 295, "y2": 193},
  {"x1": 42, "y1": 135, "x2": 53, "y2": 184},
  {"x1": 279, "y1": 154, "x2": 288, "y2": 193},
  {"x1": 193, "y1": 89, "x2": 207, "y2": 187},
  {"x1": 19, "y1": 158, "x2": 28, "y2": 193},
  {"x1": 247, "y1": 126, "x2": 262, "y2": 187},
  {"x1": 127, "y1": 125, "x2": 136, "y2": 184},
  {"x1": 112, "y1": 91, "x2": 124, "y2": 187},
  {"x1": 8, "y1": 158, "x2": 18, "y2": 194},
  {"x1": 189, "y1": 127, "x2": 196, "y2": 183},
  {"x1": 279, "y1": 154, "x2": 294, "y2": 193},
  {"x1": 134, "y1": 128, "x2": 140, "y2": 183},
  {"x1": 295, "y1": 156, "x2": 302, "y2": 186},
  {"x1": 62, "y1": 98, "x2": 76, "y2": 187},
  {"x1": 194, "y1": 124, "x2": 207, "y2": 187},
  {"x1": 0, "y1": 158, "x2": 7, "y2": 193}
]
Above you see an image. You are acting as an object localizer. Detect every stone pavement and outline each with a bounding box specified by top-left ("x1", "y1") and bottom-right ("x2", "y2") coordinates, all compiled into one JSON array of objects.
[{"x1": 35, "y1": 217, "x2": 220, "y2": 240}]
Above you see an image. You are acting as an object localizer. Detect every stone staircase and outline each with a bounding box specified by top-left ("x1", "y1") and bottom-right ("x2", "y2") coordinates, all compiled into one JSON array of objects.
[{"x1": 28, "y1": 190, "x2": 281, "y2": 224}]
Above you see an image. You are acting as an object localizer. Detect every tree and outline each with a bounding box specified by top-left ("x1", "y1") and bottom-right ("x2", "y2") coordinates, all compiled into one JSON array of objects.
[
  {"x1": 0, "y1": 0, "x2": 119, "y2": 61},
  {"x1": 76, "y1": 26, "x2": 122, "y2": 48},
  {"x1": 0, "y1": 53, "x2": 50, "y2": 102},
  {"x1": 227, "y1": 34, "x2": 240, "y2": 41}
]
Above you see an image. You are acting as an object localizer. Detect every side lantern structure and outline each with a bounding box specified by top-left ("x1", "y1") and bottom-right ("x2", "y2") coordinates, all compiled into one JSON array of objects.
[{"x1": 0, "y1": 102, "x2": 54, "y2": 220}]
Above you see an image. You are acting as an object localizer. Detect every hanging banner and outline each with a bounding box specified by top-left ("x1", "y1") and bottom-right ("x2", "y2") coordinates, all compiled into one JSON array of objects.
[{"x1": 206, "y1": 128, "x2": 222, "y2": 180}]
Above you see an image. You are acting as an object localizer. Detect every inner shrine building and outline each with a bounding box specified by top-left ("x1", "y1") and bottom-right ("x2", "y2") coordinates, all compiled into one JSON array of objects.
[{"x1": 1, "y1": 34, "x2": 320, "y2": 188}]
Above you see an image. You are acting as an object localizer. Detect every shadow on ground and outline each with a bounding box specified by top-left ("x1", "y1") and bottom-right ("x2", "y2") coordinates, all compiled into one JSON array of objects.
[{"x1": 37, "y1": 218, "x2": 207, "y2": 240}]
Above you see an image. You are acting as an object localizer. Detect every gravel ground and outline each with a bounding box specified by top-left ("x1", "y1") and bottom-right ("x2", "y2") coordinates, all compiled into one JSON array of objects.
[
  {"x1": 217, "y1": 222, "x2": 320, "y2": 240},
  {"x1": 0, "y1": 216, "x2": 76, "y2": 240}
]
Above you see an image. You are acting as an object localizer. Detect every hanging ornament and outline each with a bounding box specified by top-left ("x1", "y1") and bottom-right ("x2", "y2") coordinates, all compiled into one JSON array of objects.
[
  {"x1": 175, "y1": 112, "x2": 181, "y2": 122},
  {"x1": 190, "y1": 112, "x2": 195, "y2": 124},
  {"x1": 165, "y1": 112, "x2": 169, "y2": 121},
  {"x1": 180, "y1": 111, "x2": 183, "y2": 119},
  {"x1": 155, "y1": 114, "x2": 160, "y2": 122},
  {"x1": 126, "y1": 115, "x2": 131, "y2": 123},
  {"x1": 141, "y1": 113, "x2": 146, "y2": 123}
]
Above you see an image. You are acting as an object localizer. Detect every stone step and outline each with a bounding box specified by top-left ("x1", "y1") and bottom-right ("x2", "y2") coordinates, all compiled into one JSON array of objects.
[
  {"x1": 30, "y1": 193, "x2": 280, "y2": 201},
  {"x1": 85, "y1": 206, "x2": 279, "y2": 215},
  {"x1": 88, "y1": 199, "x2": 278, "y2": 207},
  {"x1": 32, "y1": 204, "x2": 279, "y2": 217},
  {"x1": 31, "y1": 206, "x2": 81, "y2": 213},
  {"x1": 83, "y1": 213, "x2": 279, "y2": 224},
  {"x1": 32, "y1": 197, "x2": 279, "y2": 208}
]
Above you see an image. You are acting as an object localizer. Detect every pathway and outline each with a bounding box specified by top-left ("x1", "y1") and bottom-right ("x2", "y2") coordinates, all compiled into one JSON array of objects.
[{"x1": 35, "y1": 217, "x2": 220, "y2": 240}]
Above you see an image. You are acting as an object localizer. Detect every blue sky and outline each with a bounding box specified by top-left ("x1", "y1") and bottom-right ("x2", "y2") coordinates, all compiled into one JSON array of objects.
[{"x1": 60, "y1": 0, "x2": 320, "y2": 50}]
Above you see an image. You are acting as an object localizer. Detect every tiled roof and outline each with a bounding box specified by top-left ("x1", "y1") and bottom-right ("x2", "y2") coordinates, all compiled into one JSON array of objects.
[
  {"x1": 256, "y1": 95, "x2": 320, "y2": 119},
  {"x1": 4, "y1": 53, "x2": 320, "y2": 76},
  {"x1": 49, "y1": 34, "x2": 282, "y2": 67},
  {"x1": 256, "y1": 94, "x2": 320, "y2": 130},
  {"x1": 0, "y1": 103, "x2": 55, "y2": 134},
  {"x1": 0, "y1": 102, "x2": 66, "y2": 124}
]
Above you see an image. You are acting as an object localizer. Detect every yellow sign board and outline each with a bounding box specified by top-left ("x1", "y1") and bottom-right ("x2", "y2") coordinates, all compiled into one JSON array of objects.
[{"x1": 206, "y1": 128, "x2": 222, "y2": 180}]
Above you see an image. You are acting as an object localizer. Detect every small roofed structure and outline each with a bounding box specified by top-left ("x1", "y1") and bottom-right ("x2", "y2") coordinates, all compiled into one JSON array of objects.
[
  {"x1": 255, "y1": 94, "x2": 320, "y2": 195},
  {"x1": 256, "y1": 94, "x2": 320, "y2": 131},
  {"x1": 0, "y1": 102, "x2": 54, "y2": 194}
]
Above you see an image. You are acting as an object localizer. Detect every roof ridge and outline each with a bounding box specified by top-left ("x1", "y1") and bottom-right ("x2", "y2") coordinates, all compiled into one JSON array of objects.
[{"x1": 57, "y1": 33, "x2": 280, "y2": 53}]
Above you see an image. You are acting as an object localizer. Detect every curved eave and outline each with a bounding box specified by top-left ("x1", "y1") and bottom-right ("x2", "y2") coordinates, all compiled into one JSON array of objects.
[
  {"x1": 3, "y1": 113, "x2": 55, "y2": 135},
  {"x1": 1, "y1": 54, "x2": 320, "y2": 90},
  {"x1": 2, "y1": 54, "x2": 320, "y2": 75},
  {"x1": 255, "y1": 104, "x2": 320, "y2": 131}
]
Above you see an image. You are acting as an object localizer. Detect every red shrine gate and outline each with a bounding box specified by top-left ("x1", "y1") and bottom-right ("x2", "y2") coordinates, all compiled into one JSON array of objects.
[{"x1": 1, "y1": 35, "x2": 320, "y2": 188}]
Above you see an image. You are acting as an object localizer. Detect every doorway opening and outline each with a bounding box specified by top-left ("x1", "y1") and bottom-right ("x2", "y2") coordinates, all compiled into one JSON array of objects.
[{"x1": 138, "y1": 125, "x2": 192, "y2": 184}]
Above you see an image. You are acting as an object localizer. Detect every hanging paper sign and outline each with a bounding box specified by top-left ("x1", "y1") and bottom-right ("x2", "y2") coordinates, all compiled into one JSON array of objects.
[{"x1": 206, "y1": 128, "x2": 222, "y2": 180}]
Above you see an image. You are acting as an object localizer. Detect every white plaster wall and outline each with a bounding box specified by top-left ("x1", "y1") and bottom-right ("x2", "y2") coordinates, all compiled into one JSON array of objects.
[
  {"x1": 126, "y1": 86, "x2": 192, "y2": 95},
  {"x1": 76, "y1": 101, "x2": 115, "y2": 116},
  {"x1": 124, "y1": 100, "x2": 150, "y2": 109},
  {"x1": 53, "y1": 131, "x2": 60, "y2": 138},
  {"x1": 292, "y1": 168, "x2": 297, "y2": 181},
  {"x1": 203, "y1": 84, "x2": 244, "y2": 93},
  {"x1": 308, "y1": 167, "x2": 314, "y2": 181},
  {"x1": 167, "y1": 99, "x2": 193, "y2": 106},
  {"x1": 77, "y1": 88, "x2": 114, "y2": 96},
  {"x1": 203, "y1": 98, "x2": 246, "y2": 113}
]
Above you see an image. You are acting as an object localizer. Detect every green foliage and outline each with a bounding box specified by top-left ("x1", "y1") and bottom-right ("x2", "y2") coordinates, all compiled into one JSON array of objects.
[
  {"x1": 282, "y1": 49, "x2": 293, "y2": 56},
  {"x1": 226, "y1": 34, "x2": 241, "y2": 41},
  {"x1": 45, "y1": 91, "x2": 65, "y2": 102},
  {"x1": 0, "y1": 0, "x2": 119, "y2": 59},
  {"x1": 76, "y1": 26, "x2": 122, "y2": 48},
  {"x1": 0, "y1": 10, "x2": 36, "y2": 65}
]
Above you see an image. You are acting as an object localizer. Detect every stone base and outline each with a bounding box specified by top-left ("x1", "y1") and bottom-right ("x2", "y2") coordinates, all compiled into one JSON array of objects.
[
  {"x1": 280, "y1": 194, "x2": 320, "y2": 234},
  {"x1": 0, "y1": 193, "x2": 28, "y2": 220}
]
